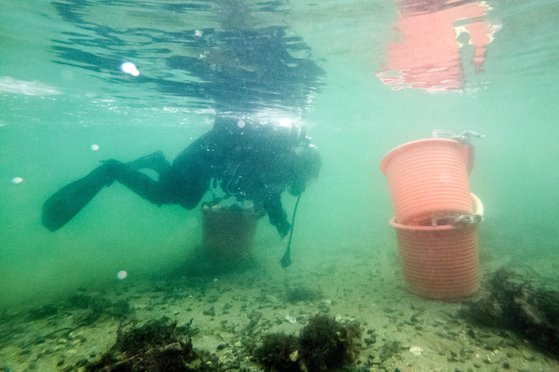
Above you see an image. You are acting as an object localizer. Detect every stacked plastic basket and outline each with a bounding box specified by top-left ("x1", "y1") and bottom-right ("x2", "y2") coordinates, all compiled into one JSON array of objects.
[{"x1": 381, "y1": 135, "x2": 483, "y2": 300}]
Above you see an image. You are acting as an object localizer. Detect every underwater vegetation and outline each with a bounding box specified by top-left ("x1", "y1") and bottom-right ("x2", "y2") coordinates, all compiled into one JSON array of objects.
[
  {"x1": 84, "y1": 317, "x2": 219, "y2": 371},
  {"x1": 26, "y1": 290, "x2": 131, "y2": 326},
  {"x1": 0, "y1": 289, "x2": 131, "y2": 351},
  {"x1": 299, "y1": 314, "x2": 362, "y2": 371},
  {"x1": 67, "y1": 290, "x2": 131, "y2": 326},
  {"x1": 76, "y1": 314, "x2": 363, "y2": 371},
  {"x1": 255, "y1": 333, "x2": 300, "y2": 372},
  {"x1": 255, "y1": 314, "x2": 362, "y2": 371},
  {"x1": 284, "y1": 285, "x2": 323, "y2": 304},
  {"x1": 461, "y1": 268, "x2": 559, "y2": 358}
]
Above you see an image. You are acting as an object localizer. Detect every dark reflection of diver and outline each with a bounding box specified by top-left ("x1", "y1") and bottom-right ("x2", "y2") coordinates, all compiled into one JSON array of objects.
[
  {"x1": 51, "y1": 0, "x2": 324, "y2": 114},
  {"x1": 42, "y1": 117, "x2": 321, "y2": 242},
  {"x1": 47, "y1": 1, "x2": 324, "y2": 266}
]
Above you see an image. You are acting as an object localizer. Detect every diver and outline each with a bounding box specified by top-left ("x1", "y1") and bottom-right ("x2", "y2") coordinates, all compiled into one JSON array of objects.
[{"x1": 41, "y1": 117, "x2": 321, "y2": 243}]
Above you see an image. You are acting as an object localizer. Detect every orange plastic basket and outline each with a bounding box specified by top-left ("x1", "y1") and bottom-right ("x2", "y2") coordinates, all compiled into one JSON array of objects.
[
  {"x1": 381, "y1": 138, "x2": 473, "y2": 225},
  {"x1": 390, "y1": 218, "x2": 480, "y2": 300},
  {"x1": 202, "y1": 206, "x2": 259, "y2": 259}
]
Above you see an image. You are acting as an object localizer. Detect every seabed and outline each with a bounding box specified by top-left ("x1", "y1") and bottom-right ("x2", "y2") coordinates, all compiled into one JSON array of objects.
[{"x1": 1, "y1": 243, "x2": 559, "y2": 371}]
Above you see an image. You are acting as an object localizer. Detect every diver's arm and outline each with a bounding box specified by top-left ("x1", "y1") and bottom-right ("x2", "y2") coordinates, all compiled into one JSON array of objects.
[{"x1": 263, "y1": 193, "x2": 291, "y2": 238}]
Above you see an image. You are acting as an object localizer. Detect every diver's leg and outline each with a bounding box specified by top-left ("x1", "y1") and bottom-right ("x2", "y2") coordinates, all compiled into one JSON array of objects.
[
  {"x1": 114, "y1": 162, "x2": 210, "y2": 209},
  {"x1": 127, "y1": 151, "x2": 171, "y2": 175},
  {"x1": 103, "y1": 151, "x2": 211, "y2": 209},
  {"x1": 106, "y1": 160, "x2": 173, "y2": 206},
  {"x1": 160, "y1": 169, "x2": 210, "y2": 209},
  {"x1": 42, "y1": 153, "x2": 201, "y2": 231},
  {"x1": 117, "y1": 131, "x2": 217, "y2": 209}
]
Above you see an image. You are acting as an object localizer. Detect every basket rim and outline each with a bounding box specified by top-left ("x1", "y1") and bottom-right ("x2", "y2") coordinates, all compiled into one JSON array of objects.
[{"x1": 380, "y1": 138, "x2": 470, "y2": 174}]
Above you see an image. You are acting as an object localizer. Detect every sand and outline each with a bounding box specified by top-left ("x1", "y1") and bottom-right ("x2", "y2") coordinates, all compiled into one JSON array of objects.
[{"x1": 1, "y1": 242, "x2": 558, "y2": 371}]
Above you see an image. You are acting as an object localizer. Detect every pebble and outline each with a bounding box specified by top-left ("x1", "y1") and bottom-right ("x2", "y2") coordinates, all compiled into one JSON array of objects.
[
  {"x1": 409, "y1": 345, "x2": 423, "y2": 356},
  {"x1": 284, "y1": 315, "x2": 297, "y2": 324},
  {"x1": 521, "y1": 350, "x2": 534, "y2": 361}
]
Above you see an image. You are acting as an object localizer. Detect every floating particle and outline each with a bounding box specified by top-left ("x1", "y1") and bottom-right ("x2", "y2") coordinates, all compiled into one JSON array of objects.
[
  {"x1": 116, "y1": 270, "x2": 128, "y2": 280},
  {"x1": 120, "y1": 62, "x2": 140, "y2": 77},
  {"x1": 90, "y1": 144, "x2": 100, "y2": 152},
  {"x1": 11, "y1": 176, "x2": 24, "y2": 184}
]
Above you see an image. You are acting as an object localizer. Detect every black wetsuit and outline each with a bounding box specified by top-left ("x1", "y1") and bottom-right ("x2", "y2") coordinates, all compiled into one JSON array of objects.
[
  {"x1": 112, "y1": 123, "x2": 309, "y2": 237},
  {"x1": 42, "y1": 121, "x2": 317, "y2": 235}
]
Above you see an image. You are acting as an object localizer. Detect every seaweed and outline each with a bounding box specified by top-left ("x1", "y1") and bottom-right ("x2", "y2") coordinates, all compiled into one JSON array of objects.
[
  {"x1": 254, "y1": 333, "x2": 300, "y2": 372},
  {"x1": 26, "y1": 304, "x2": 59, "y2": 320},
  {"x1": 115, "y1": 318, "x2": 179, "y2": 355},
  {"x1": 84, "y1": 317, "x2": 220, "y2": 371},
  {"x1": 299, "y1": 314, "x2": 361, "y2": 371},
  {"x1": 68, "y1": 291, "x2": 131, "y2": 325},
  {"x1": 461, "y1": 269, "x2": 559, "y2": 358},
  {"x1": 284, "y1": 286, "x2": 323, "y2": 304},
  {"x1": 254, "y1": 314, "x2": 361, "y2": 371},
  {"x1": 22, "y1": 289, "x2": 131, "y2": 327}
]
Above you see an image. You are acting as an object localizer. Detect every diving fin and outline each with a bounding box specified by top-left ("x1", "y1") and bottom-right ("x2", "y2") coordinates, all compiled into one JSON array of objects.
[{"x1": 42, "y1": 163, "x2": 116, "y2": 232}]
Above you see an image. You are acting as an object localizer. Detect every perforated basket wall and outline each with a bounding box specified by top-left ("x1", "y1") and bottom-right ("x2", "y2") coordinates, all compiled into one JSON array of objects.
[{"x1": 391, "y1": 218, "x2": 480, "y2": 300}]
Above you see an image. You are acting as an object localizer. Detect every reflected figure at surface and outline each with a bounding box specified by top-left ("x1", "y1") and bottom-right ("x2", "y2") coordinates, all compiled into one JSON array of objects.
[
  {"x1": 51, "y1": 0, "x2": 324, "y2": 114},
  {"x1": 377, "y1": 0, "x2": 499, "y2": 92}
]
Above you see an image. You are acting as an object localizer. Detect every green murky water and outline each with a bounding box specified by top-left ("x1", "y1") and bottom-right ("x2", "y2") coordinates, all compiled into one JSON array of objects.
[
  {"x1": 1, "y1": 2, "x2": 559, "y2": 367},
  {"x1": 2, "y1": 0, "x2": 558, "y2": 307}
]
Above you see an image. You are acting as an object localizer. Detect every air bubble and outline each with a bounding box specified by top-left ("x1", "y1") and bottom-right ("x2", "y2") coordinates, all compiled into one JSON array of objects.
[{"x1": 116, "y1": 270, "x2": 128, "y2": 280}]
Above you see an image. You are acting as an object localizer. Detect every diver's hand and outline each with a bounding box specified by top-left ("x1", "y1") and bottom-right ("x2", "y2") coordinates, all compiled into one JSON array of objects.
[{"x1": 277, "y1": 220, "x2": 292, "y2": 239}]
